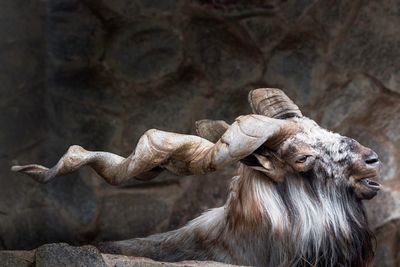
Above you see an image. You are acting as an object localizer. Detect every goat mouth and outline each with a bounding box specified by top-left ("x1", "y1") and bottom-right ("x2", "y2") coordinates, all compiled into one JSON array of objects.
[
  {"x1": 354, "y1": 177, "x2": 382, "y2": 200},
  {"x1": 360, "y1": 177, "x2": 382, "y2": 191}
]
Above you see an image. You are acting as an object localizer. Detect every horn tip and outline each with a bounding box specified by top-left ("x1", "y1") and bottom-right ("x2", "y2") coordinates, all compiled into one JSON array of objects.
[
  {"x1": 249, "y1": 87, "x2": 284, "y2": 95},
  {"x1": 249, "y1": 88, "x2": 284, "y2": 101},
  {"x1": 248, "y1": 88, "x2": 285, "y2": 111},
  {"x1": 248, "y1": 88, "x2": 303, "y2": 118}
]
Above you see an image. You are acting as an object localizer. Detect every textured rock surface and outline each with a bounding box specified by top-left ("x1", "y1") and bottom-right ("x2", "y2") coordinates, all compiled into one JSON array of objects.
[
  {"x1": 35, "y1": 243, "x2": 107, "y2": 267},
  {"x1": 0, "y1": 0, "x2": 399, "y2": 266},
  {"x1": 102, "y1": 253, "x2": 242, "y2": 267},
  {"x1": 0, "y1": 244, "x2": 241, "y2": 267},
  {"x1": 0, "y1": 250, "x2": 35, "y2": 267}
]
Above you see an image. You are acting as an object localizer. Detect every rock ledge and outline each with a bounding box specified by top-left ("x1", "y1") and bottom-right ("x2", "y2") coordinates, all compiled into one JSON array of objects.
[{"x1": 0, "y1": 243, "x2": 244, "y2": 267}]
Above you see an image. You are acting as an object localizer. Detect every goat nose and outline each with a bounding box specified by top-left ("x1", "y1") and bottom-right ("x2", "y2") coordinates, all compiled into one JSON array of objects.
[{"x1": 365, "y1": 151, "x2": 379, "y2": 165}]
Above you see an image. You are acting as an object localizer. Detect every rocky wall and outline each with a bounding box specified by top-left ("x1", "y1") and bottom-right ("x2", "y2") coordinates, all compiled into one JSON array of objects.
[{"x1": 0, "y1": 0, "x2": 399, "y2": 266}]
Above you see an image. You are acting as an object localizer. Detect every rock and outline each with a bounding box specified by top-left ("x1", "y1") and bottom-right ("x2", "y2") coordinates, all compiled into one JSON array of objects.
[
  {"x1": 239, "y1": 16, "x2": 288, "y2": 55},
  {"x1": 279, "y1": 0, "x2": 316, "y2": 24},
  {"x1": 0, "y1": 87, "x2": 46, "y2": 156},
  {"x1": 190, "y1": 0, "x2": 276, "y2": 16},
  {"x1": 0, "y1": 0, "x2": 46, "y2": 154},
  {"x1": 332, "y1": 0, "x2": 400, "y2": 94},
  {"x1": 365, "y1": 179, "x2": 400, "y2": 231},
  {"x1": 0, "y1": 42, "x2": 45, "y2": 100},
  {"x1": 356, "y1": 94, "x2": 400, "y2": 144},
  {"x1": 46, "y1": 74, "x2": 121, "y2": 150},
  {"x1": 101, "y1": 0, "x2": 182, "y2": 18},
  {"x1": 0, "y1": 0, "x2": 44, "y2": 43},
  {"x1": 122, "y1": 72, "x2": 211, "y2": 147},
  {"x1": 280, "y1": 0, "x2": 357, "y2": 49},
  {"x1": 0, "y1": 206, "x2": 79, "y2": 250},
  {"x1": 0, "y1": 250, "x2": 35, "y2": 267},
  {"x1": 365, "y1": 157, "x2": 400, "y2": 267},
  {"x1": 0, "y1": 162, "x2": 97, "y2": 249},
  {"x1": 318, "y1": 74, "x2": 381, "y2": 130},
  {"x1": 106, "y1": 20, "x2": 183, "y2": 84},
  {"x1": 0, "y1": 100, "x2": 47, "y2": 250},
  {"x1": 96, "y1": 184, "x2": 183, "y2": 241},
  {"x1": 202, "y1": 84, "x2": 253, "y2": 122},
  {"x1": 365, "y1": 179, "x2": 400, "y2": 267},
  {"x1": 373, "y1": 219, "x2": 400, "y2": 267},
  {"x1": 47, "y1": 0, "x2": 105, "y2": 70},
  {"x1": 0, "y1": 246, "x2": 243, "y2": 267},
  {"x1": 36, "y1": 243, "x2": 107, "y2": 267},
  {"x1": 263, "y1": 45, "x2": 318, "y2": 111},
  {"x1": 0, "y1": 5, "x2": 47, "y2": 253},
  {"x1": 102, "y1": 254, "x2": 241, "y2": 267},
  {"x1": 185, "y1": 18, "x2": 263, "y2": 89}
]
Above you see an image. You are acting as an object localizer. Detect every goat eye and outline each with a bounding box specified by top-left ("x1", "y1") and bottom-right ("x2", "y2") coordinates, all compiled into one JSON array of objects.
[{"x1": 295, "y1": 155, "x2": 309, "y2": 164}]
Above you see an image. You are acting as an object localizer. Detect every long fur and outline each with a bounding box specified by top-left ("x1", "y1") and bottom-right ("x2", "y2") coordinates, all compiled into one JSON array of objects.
[{"x1": 98, "y1": 163, "x2": 374, "y2": 267}]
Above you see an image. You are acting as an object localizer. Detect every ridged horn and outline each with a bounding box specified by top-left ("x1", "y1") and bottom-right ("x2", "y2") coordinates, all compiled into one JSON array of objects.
[
  {"x1": 248, "y1": 88, "x2": 302, "y2": 119},
  {"x1": 195, "y1": 119, "x2": 229, "y2": 143}
]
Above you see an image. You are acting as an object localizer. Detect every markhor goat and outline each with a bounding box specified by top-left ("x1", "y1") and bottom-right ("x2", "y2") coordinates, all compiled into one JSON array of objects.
[{"x1": 12, "y1": 89, "x2": 382, "y2": 267}]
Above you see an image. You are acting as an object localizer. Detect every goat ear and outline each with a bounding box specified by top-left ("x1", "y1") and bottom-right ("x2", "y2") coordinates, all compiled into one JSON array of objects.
[
  {"x1": 195, "y1": 119, "x2": 229, "y2": 143},
  {"x1": 242, "y1": 153, "x2": 286, "y2": 182},
  {"x1": 254, "y1": 154, "x2": 286, "y2": 182}
]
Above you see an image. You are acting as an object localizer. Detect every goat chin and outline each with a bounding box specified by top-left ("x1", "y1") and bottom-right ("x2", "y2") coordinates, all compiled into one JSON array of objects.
[{"x1": 96, "y1": 165, "x2": 374, "y2": 267}]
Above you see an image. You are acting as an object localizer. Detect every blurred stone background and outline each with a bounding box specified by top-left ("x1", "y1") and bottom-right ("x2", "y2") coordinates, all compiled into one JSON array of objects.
[{"x1": 0, "y1": 0, "x2": 399, "y2": 266}]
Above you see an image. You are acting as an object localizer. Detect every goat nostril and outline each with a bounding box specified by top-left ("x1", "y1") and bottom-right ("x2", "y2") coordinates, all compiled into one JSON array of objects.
[
  {"x1": 367, "y1": 180, "x2": 380, "y2": 187},
  {"x1": 365, "y1": 157, "x2": 379, "y2": 165}
]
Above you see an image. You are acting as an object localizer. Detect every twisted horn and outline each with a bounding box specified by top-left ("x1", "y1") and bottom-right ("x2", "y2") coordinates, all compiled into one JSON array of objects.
[
  {"x1": 11, "y1": 115, "x2": 296, "y2": 185},
  {"x1": 248, "y1": 88, "x2": 302, "y2": 119}
]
